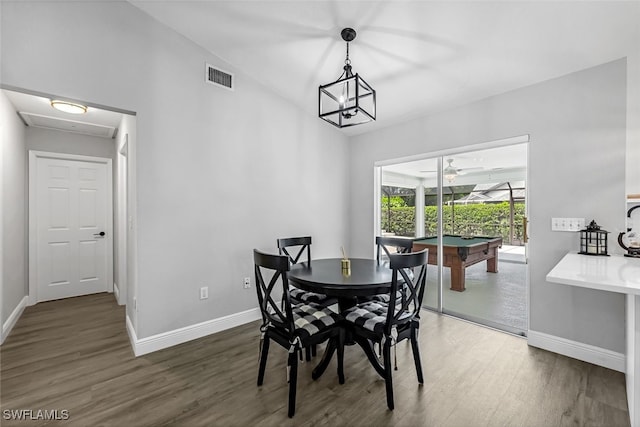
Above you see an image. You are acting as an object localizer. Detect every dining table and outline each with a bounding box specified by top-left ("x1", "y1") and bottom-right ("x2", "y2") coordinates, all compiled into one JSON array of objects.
[{"x1": 288, "y1": 257, "x2": 394, "y2": 379}]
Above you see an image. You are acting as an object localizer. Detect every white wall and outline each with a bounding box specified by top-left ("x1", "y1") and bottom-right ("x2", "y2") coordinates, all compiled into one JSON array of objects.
[
  {"x1": 349, "y1": 59, "x2": 628, "y2": 353},
  {"x1": 1, "y1": 100, "x2": 3, "y2": 338},
  {"x1": 626, "y1": 40, "x2": 640, "y2": 196},
  {"x1": 25, "y1": 127, "x2": 115, "y2": 159},
  {"x1": 0, "y1": 90, "x2": 27, "y2": 334},
  {"x1": 0, "y1": 1, "x2": 349, "y2": 339}
]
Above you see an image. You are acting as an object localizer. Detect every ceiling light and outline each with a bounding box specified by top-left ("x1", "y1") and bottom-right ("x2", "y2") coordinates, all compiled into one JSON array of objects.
[
  {"x1": 50, "y1": 100, "x2": 87, "y2": 114},
  {"x1": 319, "y1": 28, "x2": 376, "y2": 128}
]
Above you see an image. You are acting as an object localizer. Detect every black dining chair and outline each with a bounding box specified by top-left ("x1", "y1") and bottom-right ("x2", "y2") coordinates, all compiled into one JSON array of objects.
[
  {"x1": 362, "y1": 236, "x2": 416, "y2": 304},
  {"x1": 343, "y1": 249, "x2": 428, "y2": 411},
  {"x1": 376, "y1": 236, "x2": 414, "y2": 262},
  {"x1": 277, "y1": 236, "x2": 338, "y2": 308},
  {"x1": 253, "y1": 249, "x2": 345, "y2": 418},
  {"x1": 277, "y1": 236, "x2": 338, "y2": 360}
]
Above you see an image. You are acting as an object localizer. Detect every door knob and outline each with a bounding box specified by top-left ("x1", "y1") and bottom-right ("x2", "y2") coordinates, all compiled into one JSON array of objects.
[{"x1": 94, "y1": 231, "x2": 106, "y2": 237}]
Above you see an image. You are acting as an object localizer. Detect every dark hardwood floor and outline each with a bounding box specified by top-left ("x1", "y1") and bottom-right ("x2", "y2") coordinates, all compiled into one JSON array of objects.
[{"x1": 0, "y1": 293, "x2": 630, "y2": 426}]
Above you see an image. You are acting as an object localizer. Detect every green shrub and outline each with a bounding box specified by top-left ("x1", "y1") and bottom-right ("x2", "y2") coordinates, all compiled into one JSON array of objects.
[
  {"x1": 382, "y1": 201, "x2": 525, "y2": 243},
  {"x1": 381, "y1": 196, "x2": 408, "y2": 208},
  {"x1": 381, "y1": 206, "x2": 415, "y2": 236}
]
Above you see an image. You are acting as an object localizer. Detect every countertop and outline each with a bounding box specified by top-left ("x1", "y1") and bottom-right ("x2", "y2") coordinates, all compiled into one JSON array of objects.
[{"x1": 546, "y1": 252, "x2": 640, "y2": 295}]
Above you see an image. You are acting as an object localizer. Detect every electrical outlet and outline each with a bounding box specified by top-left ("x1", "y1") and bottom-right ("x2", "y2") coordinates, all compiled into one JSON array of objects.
[
  {"x1": 200, "y1": 286, "x2": 209, "y2": 300},
  {"x1": 243, "y1": 277, "x2": 251, "y2": 289}
]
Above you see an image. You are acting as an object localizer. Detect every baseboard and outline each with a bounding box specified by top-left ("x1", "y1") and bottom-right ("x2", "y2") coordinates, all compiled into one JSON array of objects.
[
  {"x1": 113, "y1": 282, "x2": 120, "y2": 302},
  {"x1": 528, "y1": 330, "x2": 625, "y2": 373},
  {"x1": 125, "y1": 315, "x2": 138, "y2": 355},
  {"x1": 1, "y1": 296, "x2": 28, "y2": 344},
  {"x1": 126, "y1": 307, "x2": 262, "y2": 357}
]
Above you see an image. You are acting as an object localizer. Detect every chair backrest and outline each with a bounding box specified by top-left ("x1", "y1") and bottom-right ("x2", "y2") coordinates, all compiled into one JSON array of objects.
[
  {"x1": 385, "y1": 249, "x2": 429, "y2": 335},
  {"x1": 253, "y1": 249, "x2": 294, "y2": 335},
  {"x1": 277, "y1": 236, "x2": 312, "y2": 265},
  {"x1": 376, "y1": 236, "x2": 414, "y2": 263}
]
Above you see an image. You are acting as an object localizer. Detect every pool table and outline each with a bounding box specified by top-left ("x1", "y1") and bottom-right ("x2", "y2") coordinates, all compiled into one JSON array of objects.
[{"x1": 412, "y1": 235, "x2": 503, "y2": 292}]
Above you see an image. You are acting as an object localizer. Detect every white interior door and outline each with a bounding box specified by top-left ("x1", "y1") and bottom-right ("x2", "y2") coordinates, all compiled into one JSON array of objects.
[{"x1": 31, "y1": 153, "x2": 112, "y2": 303}]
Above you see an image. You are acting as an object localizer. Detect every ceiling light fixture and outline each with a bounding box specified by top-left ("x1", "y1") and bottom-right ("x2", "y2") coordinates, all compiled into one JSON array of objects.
[
  {"x1": 50, "y1": 100, "x2": 87, "y2": 114},
  {"x1": 319, "y1": 28, "x2": 376, "y2": 128}
]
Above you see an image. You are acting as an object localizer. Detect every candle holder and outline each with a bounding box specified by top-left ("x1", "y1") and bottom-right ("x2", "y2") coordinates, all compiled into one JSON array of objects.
[
  {"x1": 578, "y1": 220, "x2": 610, "y2": 256},
  {"x1": 341, "y1": 258, "x2": 351, "y2": 276}
]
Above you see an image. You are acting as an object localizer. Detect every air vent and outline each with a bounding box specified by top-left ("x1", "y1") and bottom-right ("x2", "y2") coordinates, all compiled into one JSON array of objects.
[{"x1": 205, "y1": 63, "x2": 234, "y2": 90}]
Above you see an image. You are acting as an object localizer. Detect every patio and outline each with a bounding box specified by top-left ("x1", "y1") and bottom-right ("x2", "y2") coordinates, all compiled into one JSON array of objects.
[{"x1": 423, "y1": 245, "x2": 527, "y2": 335}]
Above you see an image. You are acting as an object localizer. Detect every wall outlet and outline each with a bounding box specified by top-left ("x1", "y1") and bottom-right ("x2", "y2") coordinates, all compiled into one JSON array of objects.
[
  {"x1": 200, "y1": 286, "x2": 209, "y2": 300},
  {"x1": 243, "y1": 277, "x2": 251, "y2": 289}
]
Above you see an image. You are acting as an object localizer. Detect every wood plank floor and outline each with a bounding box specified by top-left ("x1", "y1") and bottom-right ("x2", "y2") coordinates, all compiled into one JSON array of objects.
[{"x1": 0, "y1": 293, "x2": 630, "y2": 426}]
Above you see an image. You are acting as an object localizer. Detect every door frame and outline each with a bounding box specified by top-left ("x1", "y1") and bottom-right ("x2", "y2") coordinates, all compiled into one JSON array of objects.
[
  {"x1": 116, "y1": 135, "x2": 128, "y2": 306},
  {"x1": 28, "y1": 150, "x2": 114, "y2": 306},
  {"x1": 373, "y1": 134, "x2": 530, "y2": 334}
]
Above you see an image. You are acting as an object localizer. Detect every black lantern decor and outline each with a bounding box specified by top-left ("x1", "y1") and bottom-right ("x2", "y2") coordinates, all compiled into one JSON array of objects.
[
  {"x1": 319, "y1": 28, "x2": 376, "y2": 128},
  {"x1": 578, "y1": 220, "x2": 610, "y2": 256}
]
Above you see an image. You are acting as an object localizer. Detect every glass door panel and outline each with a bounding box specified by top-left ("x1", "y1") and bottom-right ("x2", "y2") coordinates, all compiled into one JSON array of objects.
[
  {"x1": 382, "y1": 158, "x2": 439, "y2": 310},
  {"x1": 437, "y1": 145, "x2": 528, "y2": 335}
]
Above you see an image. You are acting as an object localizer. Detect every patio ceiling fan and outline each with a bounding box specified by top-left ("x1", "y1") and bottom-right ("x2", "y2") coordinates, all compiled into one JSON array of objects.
[{"x1": 419, "y1": 158, "x2": 483, "y2": 182}]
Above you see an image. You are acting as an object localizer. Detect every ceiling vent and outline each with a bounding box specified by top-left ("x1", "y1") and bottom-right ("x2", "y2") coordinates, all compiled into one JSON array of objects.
[
  {"x1": 205, "y1": 63, "x2": 234, "y2": 90},
  {"x1": 19, "y1": 112, "x2": 117, "y2": 139}
]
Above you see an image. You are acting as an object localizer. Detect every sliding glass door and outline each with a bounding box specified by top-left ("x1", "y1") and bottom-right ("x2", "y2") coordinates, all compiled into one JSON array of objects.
[{"x1": 378, "y1": 140, "x2": 528, "y2": 336}]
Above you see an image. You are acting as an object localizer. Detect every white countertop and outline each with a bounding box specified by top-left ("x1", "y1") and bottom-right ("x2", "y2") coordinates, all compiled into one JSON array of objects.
[{"x1": 546, "y1": 252, "x2": 640, "y2": 295}]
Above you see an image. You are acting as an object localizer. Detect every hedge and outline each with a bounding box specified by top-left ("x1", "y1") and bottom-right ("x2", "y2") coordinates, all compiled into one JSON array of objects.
[{"x1": 381, "y1": 201, "x2": 525, "y2": 244}]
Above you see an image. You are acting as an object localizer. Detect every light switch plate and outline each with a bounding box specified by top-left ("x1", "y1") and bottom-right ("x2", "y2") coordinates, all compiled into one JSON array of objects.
[{"x1": 552, "y1": 217, "x2": 585, "y2": 232}]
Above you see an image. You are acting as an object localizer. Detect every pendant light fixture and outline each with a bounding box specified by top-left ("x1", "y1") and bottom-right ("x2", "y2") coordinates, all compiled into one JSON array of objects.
[{"x1": 319, "y1": 28, "x2": 376, "y2": 128}]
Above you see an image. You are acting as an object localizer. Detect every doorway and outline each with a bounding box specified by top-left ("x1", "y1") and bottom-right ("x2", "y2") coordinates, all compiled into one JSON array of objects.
[
  {"x1": 376, "y1": 137, "x2": 529, "y2": 335},
  {"x1": 2, "y1": 87, "x2": 136, "y2": 310}
]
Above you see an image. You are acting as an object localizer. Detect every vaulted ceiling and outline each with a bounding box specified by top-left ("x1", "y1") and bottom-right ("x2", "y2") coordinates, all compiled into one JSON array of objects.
[{"x1": 130, "y1": 1, "x2": 640, "y2": 135}]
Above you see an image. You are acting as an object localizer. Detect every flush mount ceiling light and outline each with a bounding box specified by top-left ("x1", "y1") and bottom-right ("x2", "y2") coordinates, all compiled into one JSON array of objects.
[
  {"x1": 319, "y1": 28, "x2": 376, "y2": 128},
  {"x1": 50, "y1": 100, "x2": 87, "y2": 114}
]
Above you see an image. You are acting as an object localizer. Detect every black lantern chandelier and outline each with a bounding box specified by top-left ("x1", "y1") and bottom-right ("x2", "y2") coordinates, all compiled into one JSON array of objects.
[{"x1": 319, "y1": 28, "x2": 376, "y2": 128}]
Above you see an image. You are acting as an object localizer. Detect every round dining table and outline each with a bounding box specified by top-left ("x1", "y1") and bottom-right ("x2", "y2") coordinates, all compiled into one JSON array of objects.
[
  {"x1": 288, "y1": 258, "x2": 394, "y2": 379},
  {"x1": 288, "y1": 257, "x2": 393, "y2": 312}
]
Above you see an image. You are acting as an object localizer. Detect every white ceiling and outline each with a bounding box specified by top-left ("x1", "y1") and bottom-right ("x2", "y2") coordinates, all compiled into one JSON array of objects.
[
  {"x1": 3, "y1": 90, "x2": 123, "y2": 139},
  {"x1": 131, "y1": 0, "x2": 640, "y2": 136}
]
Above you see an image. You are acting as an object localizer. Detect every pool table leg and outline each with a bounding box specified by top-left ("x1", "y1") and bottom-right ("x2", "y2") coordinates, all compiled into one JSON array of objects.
[
  {"x1": 450, "y1": 264, "x2": 465, "y2": 292},
  {"x1": 487, "y1": 252, "x2": 498, "y2": 273}
]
